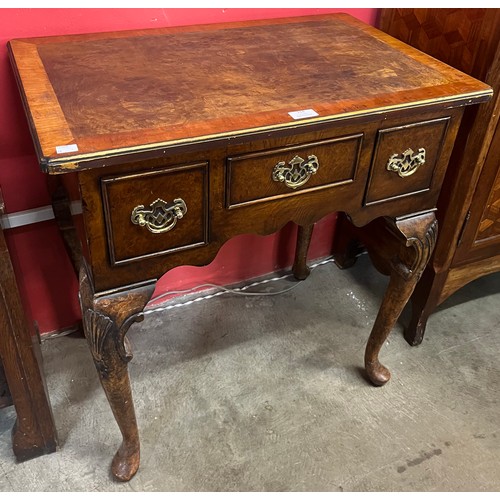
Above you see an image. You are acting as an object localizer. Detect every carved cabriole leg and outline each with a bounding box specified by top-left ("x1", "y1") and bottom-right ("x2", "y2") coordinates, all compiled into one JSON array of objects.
[
  {"x1": 363, "y1": 212, "x2": 437, "y2": 386},
  {"x1": 79, "y1": 260, "x2": 155, "y2": 481},
  {"x1": 293, "y1": 224, "x2": 315, "y2": 280}
]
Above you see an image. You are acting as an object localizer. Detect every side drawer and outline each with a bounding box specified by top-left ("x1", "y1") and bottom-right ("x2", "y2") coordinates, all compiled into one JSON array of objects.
[
  {"x1": 226, "y1": 133, "x2": 363, "y2": 208},
  {"x1": 364, "y1": 117, "x2": 450, "y2": 205},
  {"x1": 101, "y1": 162, "x2": 209, "y2": 266}
]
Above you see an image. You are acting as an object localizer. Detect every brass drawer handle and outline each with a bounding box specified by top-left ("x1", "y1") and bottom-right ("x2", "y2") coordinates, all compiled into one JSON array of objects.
[
  {"x1": 131, "y1": 198, "x2": 187, "y2": 234},
  {"x1": 272, "y1": 154, "x2": 319, "y2": 189},
  {"x1": 386, "y1": 147, "x2": 426, "y2": 178}
]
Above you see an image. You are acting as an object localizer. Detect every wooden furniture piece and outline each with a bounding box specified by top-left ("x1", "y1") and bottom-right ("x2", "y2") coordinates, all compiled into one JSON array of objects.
[
  {"x1": 8, "y1": 14, "x2": 491, "y2": 481},
  {"x1": 377, "y1": 8, "x2": 500, "y2": 345},
  {"x1": 0, "y1": 189, "x2": 58, "y2": 461}
]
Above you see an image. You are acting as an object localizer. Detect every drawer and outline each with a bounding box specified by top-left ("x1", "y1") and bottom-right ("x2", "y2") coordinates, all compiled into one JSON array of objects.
[
  {"x1": 226, "y1": 134, "x2": 363, "y2": 208},
  {"x1": 101, "y1": 162, "x2": 209, "y2": 265},
  {"x1": 364, "y1": 117, "x2": 450, "y2": 205}
]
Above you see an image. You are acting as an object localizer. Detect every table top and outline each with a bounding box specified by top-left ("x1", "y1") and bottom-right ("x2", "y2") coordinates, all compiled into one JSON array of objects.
[{"x1": 8, "y1": 13, "x2": 492, "y2": 172}]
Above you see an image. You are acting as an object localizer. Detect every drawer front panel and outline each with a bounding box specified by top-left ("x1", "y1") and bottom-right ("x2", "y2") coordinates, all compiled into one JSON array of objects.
[
  {"x1": 365, "y1": 117, "x2": 450, "y2": 205},
  {"x1": 226, "y1": 134, "x2": 363, "y2": 208},
  {"x1": 101, "y1": 162, "x2": 209, "y2": 265}
]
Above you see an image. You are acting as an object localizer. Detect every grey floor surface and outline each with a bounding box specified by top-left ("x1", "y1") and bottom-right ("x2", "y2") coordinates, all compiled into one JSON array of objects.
[{"x1": 1, "y1": 255, "x2": 499, "y2": 491}]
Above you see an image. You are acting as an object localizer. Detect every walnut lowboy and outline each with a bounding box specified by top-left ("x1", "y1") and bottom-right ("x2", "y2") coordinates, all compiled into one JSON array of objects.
[{"x1": 8, "y1": 13, "x2": 491, "y2": 481}]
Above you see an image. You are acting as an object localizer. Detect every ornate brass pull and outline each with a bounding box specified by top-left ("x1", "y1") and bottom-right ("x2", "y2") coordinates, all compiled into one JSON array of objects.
[
  {"x1": 131, "y1": 198, "x2": 187, "y2": 234},
  {"x1": 386, "y1": 148, "x2": 426, "y2": 178},
  {"x1": 272, "y1": 154, "x2": 319, "y2": 189}
]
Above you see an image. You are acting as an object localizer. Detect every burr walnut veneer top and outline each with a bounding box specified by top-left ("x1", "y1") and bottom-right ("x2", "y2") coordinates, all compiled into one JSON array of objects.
[{"x1": 8, "y1": 13, "x2": 491, "y2": 172}]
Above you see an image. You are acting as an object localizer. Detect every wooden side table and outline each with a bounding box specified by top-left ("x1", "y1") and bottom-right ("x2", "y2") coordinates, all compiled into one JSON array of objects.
[
  {"x1": 0, "y1": 189, "x2": 58, "y2": 461},
  {"x1": 8, "y1": 14, "x2": 491, "y2": 481}
]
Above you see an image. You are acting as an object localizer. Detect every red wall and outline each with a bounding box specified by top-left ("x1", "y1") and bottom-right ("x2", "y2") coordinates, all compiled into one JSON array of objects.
[{"x1": 0, "y1": 8, "x2": 378, "y2": 334}]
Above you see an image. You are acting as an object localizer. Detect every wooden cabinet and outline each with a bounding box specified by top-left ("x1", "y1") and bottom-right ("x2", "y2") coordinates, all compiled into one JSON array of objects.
[{"x1": 378, "y1": 8, "x2": 500, "y2": 345}]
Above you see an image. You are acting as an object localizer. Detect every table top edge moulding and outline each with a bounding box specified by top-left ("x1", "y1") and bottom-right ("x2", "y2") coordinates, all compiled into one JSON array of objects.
[
  {"x1": 7, "y1": 12, "x2": 492, "y2": 482},
  {"x1": 7, "y1": 13, "x2": 492, "y2": 173}
]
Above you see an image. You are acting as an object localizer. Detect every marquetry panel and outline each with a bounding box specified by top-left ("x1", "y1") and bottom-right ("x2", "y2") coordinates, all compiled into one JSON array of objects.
[{"x1": 379, "y1": 9, "x2": 500, "y2": 79}]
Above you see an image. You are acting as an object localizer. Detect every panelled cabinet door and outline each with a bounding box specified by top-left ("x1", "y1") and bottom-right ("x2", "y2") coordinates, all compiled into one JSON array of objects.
[{"x1": 454, "y1": 120, "x2": 500, "y2": 264}]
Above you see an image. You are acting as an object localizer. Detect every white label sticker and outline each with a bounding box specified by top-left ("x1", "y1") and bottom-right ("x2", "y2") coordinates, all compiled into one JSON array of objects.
[
  {"x1": 56, "y1": 144, "x2": 79, "y2": 154},
  {"x1": 288, "y1": 109, "x2": 319, "y2": 120}
]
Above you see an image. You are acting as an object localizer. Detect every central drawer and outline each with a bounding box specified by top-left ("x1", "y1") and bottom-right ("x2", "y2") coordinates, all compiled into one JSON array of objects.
[{"x1": 225, "y1": 133, "x2": 363, "y2": 208}]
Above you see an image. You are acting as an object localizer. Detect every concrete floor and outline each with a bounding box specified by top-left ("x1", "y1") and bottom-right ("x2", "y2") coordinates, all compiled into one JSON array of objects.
[{"x1": 1, "y1": 255, "x2": 499, "y2": 491}]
